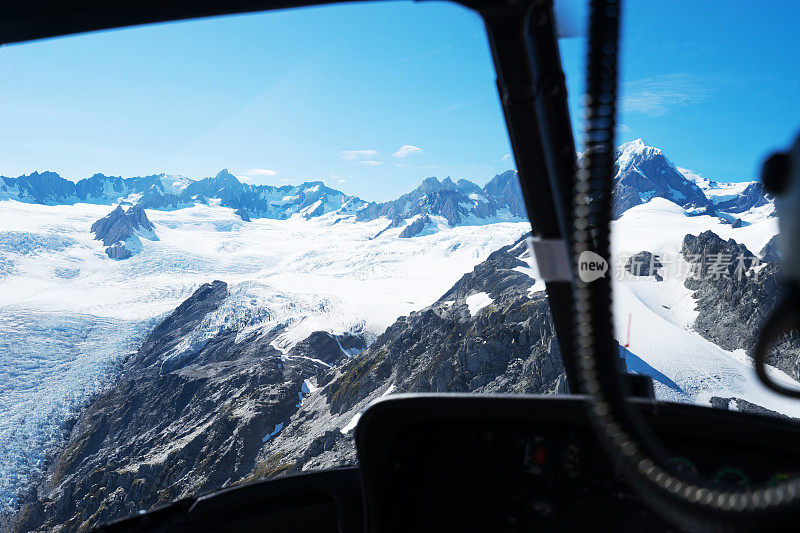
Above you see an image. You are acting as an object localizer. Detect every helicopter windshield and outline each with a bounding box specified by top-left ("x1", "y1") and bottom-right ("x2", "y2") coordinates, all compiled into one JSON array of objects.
[{"x1": 1, "y1": 0, "x2": 799, "y2": 530}]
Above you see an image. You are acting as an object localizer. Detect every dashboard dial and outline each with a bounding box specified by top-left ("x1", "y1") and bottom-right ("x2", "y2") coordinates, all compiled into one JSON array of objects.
[
  {"x1": 666, "y1": 456, "x2": 698, "y2": 475},
  {"x1": 714, "y1": 467, "x2": 749, "y2": 487}
]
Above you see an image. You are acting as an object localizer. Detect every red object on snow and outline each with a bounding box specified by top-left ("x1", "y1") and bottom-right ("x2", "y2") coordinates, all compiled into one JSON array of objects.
[{"x1": 624, "y1": 313, "x2": 632, "y2": 347}]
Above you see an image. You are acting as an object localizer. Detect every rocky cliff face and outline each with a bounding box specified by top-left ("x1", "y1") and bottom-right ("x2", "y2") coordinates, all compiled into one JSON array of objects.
[
  {"x1": 398, "y1": 215, "x2": 432, "y2": 238},
  {"x1": 90, "y1": 204, "x2": 156, "y2": 259},
  {"x1": 680, "y1": 230, "x2": 800, "y2": 380},
  {"x1": 13, "y1": 281, "x2": 304, "y2": 532},
  {"x1": 13, "y1": 236, "x2": 562, "y2": 532},
  {"x1": 257, "y1": 234, "x2": 563, "y2": 477},
  {"x1": 681, "y1": 231, "x2": 780, "y2": 353}
]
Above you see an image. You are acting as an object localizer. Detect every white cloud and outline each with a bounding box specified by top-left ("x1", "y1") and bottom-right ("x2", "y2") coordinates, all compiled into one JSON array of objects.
[
  {"x1": 501, "y1": 154, "x2": 512, "y2": 162},
  {"x1": 359, "y1": 160, "x2": 383, "y2": 167},
  {"x1": 339, "y1": 149, "x2": 379, "y2": 160},
  {"x1": 621, "y1": 73, "x2": 711, "y2": 117},
  {"x1": 244, "y1": 168, "x2": 277, "y2": 176},
  {"x1": 392, "y1": 145, "x2": 423, "y2": 158}
]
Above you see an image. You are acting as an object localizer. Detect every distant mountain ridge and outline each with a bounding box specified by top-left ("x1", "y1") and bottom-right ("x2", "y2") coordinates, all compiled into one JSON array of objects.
[{"x1": 1, "y1": 140, "x2": 773, "y2": 228}]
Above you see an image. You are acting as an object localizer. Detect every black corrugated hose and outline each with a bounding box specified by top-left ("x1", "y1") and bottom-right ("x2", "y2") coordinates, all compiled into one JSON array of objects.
[{"x1": 574, "y1": 0, "x2": 800, "y2": 530}]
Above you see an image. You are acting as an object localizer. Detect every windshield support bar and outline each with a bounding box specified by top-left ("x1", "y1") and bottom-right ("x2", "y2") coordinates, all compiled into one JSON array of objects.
[{"x1": 480, "y1": 0, "x2": 581, "y2": 392}]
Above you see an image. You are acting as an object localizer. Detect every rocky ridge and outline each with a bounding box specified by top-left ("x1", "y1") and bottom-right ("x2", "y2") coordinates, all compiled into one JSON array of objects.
[
  {"x1": 13, "y1": 235, "x2": 562, "y2": 532},
  {"x1": 678, "y1": 230, "x2": 800, "y2": 382}
]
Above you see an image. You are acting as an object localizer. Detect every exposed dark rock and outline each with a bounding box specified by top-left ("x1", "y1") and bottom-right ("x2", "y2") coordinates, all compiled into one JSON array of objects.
[
  {"x1": 681, "y1": 231, "x2": 800, "y2": 380},
  {"x1": 13, "y1": 281, "x2": 316, "y2": 532},
  {"x1": 91, "y1": 205, "x2": 155, "y2": 247},
  {"x1": 74, "y1": 173, "x2": 126, "y2": 201},
  {"x1": 137, "y1": 184, "x2": 183, "y2": 209},
  {"x1": 682, "y1": 231, "x2": 778, "y2": 351},
  {"x1": 709, "y1": 396, "x2": 790, "y2": 419},
  {"x1": 398, "y1": 215, "x2": 432, "y2": 238},
  {"x1": 323, "y1": 234, "x2": 563, "y2": 415},
  {"x1": 1, "y1": 171, "x2": 76, "y2": 204},
  {"x1": 612, "y1": 183, "x2": 643, "y2": 219},
  {"x1": 714, "y1": 182, "x2": 771, "y2": 214},
  {"x1": 356, "y1": 172, "x2": 525, "y2": 227},
  {"x1": 104, "y1": 243, "x2": 132, "y2": 260},
  {"x1": 482, "y1": 170, "x2": 527, "y2": 218},
  {"x1": 624, "y1": 251, "x2": 663, "y2": 279},
  {"x1": 610, "y1": 140, "x2": 713, "y2": 216},
  {"x1": 761, "y1": 235, "x2": 782, "y2": 263}
]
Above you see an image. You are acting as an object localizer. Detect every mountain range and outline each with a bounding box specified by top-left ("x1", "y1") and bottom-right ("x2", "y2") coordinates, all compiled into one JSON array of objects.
[
  {"x1": 1, "y1": 140, "x2": 775, "y2": 235},
  {"x1": 1, "y1": 139, "x2": 788, "y2": 532}
]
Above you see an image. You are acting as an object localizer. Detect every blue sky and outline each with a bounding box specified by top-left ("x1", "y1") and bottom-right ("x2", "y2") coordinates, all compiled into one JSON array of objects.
[{"x1": 0, "y1": 1, "x2": 798, "y2": 200}]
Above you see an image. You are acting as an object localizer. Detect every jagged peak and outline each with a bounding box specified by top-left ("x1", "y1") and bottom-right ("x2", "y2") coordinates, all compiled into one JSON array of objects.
[
  {"x1": 617, "y1": 138, "x2": 662, "y2": 159},
  {"x1": 483, "y1": 169, "x2": 519, "y2": 195},
  {"x1": 298, "y1": 180, "x2": 326, "y2": 191},
  {"x1": 214, "y1": 168, "x2": 235, "y2": 177},
  {"x1": 614, "y1": 139, "x2": 672, "y2": 177},
  {"x1": 21, "y1": 170, "x2": 63, "y2": 179},
  {"x1": 210, "y1": 169, "x2": 244, "y2": 187}
]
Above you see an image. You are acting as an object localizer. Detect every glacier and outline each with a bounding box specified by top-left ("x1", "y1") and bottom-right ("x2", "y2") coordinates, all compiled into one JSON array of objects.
[{"x1": 0, "y1": 198, "x2": 529, "y2": 511}]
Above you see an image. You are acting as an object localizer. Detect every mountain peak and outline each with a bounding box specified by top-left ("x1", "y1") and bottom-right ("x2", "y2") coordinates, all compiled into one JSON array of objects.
[
  {"x1": 214, "y1": 169, "x2": 237, "y2": 179},
  {"x1": 211, "y1": 169, "x2": 244, "y2": 188},
  {"x1": 617, "y1": 138, "x2": 661, "y2": 161},
  {"x1": 419, "y1": 176, "x2": 443, "y2": 194}
]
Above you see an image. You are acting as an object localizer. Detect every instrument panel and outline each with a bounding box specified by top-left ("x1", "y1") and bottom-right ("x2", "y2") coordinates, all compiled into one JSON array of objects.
[{"x1": 355, "y1": 394, "x2": 800, "y2": 532}]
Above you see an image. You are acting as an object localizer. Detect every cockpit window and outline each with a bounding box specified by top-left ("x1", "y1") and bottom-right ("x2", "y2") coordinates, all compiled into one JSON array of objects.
[
  {"x1": 0, "y1": 2, "x2": 564, "y2": 528},
  {"x1": 558, "y1": 1, "x2": 800, "y2": 416}
]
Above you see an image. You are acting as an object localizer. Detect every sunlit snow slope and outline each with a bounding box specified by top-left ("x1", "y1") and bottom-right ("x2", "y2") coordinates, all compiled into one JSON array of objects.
[{"x1": 611, "y1": 198, "x2": 800, "y2": 417}]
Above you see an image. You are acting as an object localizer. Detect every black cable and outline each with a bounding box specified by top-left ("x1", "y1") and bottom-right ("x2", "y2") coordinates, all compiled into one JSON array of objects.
[{"x1": 574, "y1": 0, "x2": 800, "y2": 530}]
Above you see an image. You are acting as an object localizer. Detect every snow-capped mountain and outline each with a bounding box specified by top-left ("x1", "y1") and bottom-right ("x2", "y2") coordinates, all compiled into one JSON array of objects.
[
  {"x1": 356, "y1": 170, "x2": 526, "y2": 227},
  {"x1": 0, "y1": 192, "x2": 529, "y2": 521},
  {"x1": 2, "y1": 142, "x2": 773, "y2": 235},
  {"x1": 607, "y1": 139, "x2": 773, "y2": 221},
  {"x1": 1, "y1": 169, "x2": 527, "y2": 231},
  {"x1": 610, "y1": 139, "x2": 714, "y2": 217},
  {"x1": 678, "y1": 166, "x2": 772, "y2": 219},
  {"x1": 1, "y1": 141, "x2": 791, "y2": 531}
]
